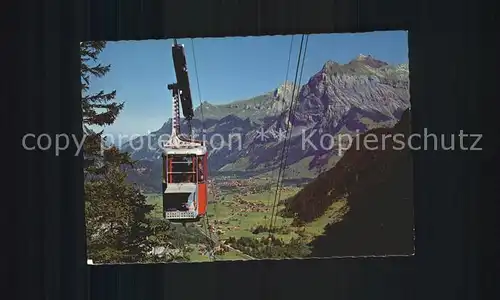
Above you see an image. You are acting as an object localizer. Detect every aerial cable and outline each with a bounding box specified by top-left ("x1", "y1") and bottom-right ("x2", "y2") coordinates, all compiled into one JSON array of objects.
[
  {"x1": 268, "y1": 34, "x2": 308, "y2": 233},
  {"x1": 276, "y1": 36, "x2": 309, "y2": 194},
  {"x1": 268, "y1": 35, "x2": 305, "y2": 232},
  {"x1": 190, "y1": 38, "x2": 218, "y2": 259},
  {"x1": 271, "y1": 35, "x2": 309, "y2": 231},
  {"x1": 190, "y1": 39, "x2": 205, "y2": 128},
  {"x1": 270, "y1": 34, "x2": 309, "y2": 231},
  {"x1": 266, "y1": 34, "x2": 295, "y2": 209}
]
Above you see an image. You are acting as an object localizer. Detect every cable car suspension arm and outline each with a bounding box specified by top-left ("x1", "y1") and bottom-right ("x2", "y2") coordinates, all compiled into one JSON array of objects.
[{"x1": 168, "y1": 39, "x2": 195, "y2": 139}]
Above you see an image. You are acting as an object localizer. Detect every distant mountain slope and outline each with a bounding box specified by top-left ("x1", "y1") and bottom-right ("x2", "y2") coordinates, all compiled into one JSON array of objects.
[
  {"x1": 282, "y1": 108, "x2": 413, "y2": 256},
  {"x1": 193, "y1": 82, "x2": 299, "y2": 121},
  {"x1": 122, "y1": 55, "x2": 410, "y2": 191}
]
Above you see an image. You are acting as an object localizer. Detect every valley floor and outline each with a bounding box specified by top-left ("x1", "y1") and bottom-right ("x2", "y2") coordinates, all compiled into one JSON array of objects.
[{"x1": 145, "y1": 182, "x2": 349, "y2": 262}]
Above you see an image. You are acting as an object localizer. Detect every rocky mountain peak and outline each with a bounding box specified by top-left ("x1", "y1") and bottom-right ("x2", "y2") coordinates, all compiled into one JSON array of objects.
[
  {"x1": 320, "y1": 60, "x2": 341, "y2": 73},
  {"x1": 354, "y1": 53, "x2": 370, "y2": 61},
  {"x1": 290, "y1": 55, "x2": 409, "y2": 131},
  {"x1": 350, "y1": 54, "x2": 388, "y2": 68}
]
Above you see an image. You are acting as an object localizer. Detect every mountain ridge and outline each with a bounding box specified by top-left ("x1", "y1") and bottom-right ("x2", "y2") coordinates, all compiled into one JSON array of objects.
[{"x1": 122, "y1": 55, "x2": 410, "y2": 192}]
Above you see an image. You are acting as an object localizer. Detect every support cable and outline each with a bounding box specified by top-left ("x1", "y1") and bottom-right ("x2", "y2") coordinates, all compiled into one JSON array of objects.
[
  {"x1": 266, "y1": 35, "x2": 295, "y2": 209},
  {"x1": 190, "y1": 39, "x2": 218, "y2": 260},
  {"x1": 268, "y1": 34, "x2": 309, "y2": 233}
]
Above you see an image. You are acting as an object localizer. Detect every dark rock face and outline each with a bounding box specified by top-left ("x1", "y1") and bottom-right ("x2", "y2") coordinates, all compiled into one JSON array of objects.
[{"x1": 285, "y1": 109, "x2": 414, "y2": 256}]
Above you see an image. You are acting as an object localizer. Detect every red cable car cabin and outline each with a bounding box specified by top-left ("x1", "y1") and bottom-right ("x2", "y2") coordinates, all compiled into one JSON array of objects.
[{"x1": 162, "y1": 145, "x2": 208, "y2": 222}]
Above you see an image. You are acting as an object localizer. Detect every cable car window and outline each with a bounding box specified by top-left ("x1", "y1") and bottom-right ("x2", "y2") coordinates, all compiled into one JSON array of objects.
[{"x1": 168, "y1": 155, "x2": 196, "y2": 183}]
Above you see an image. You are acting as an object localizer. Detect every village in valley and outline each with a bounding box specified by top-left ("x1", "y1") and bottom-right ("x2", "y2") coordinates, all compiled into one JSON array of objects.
[{"x1": 144, "y1": 175, "x2": 343, "y2": 261}]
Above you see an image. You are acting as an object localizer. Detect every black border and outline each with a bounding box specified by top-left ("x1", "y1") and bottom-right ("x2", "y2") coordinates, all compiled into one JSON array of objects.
[{"x1": 14, "y1": 0, "x2": 496, "y2": 299}]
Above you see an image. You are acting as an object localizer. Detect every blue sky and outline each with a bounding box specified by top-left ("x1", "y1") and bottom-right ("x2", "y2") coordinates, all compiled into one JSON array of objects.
[{"x1": 86, "y1": 31, "x2": 408, "y2": 137}]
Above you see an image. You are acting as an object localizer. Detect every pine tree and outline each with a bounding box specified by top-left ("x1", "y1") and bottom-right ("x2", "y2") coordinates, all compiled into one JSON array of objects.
[{"x1": 81, "y1": 41, "x2": 189, "y2": 263}]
